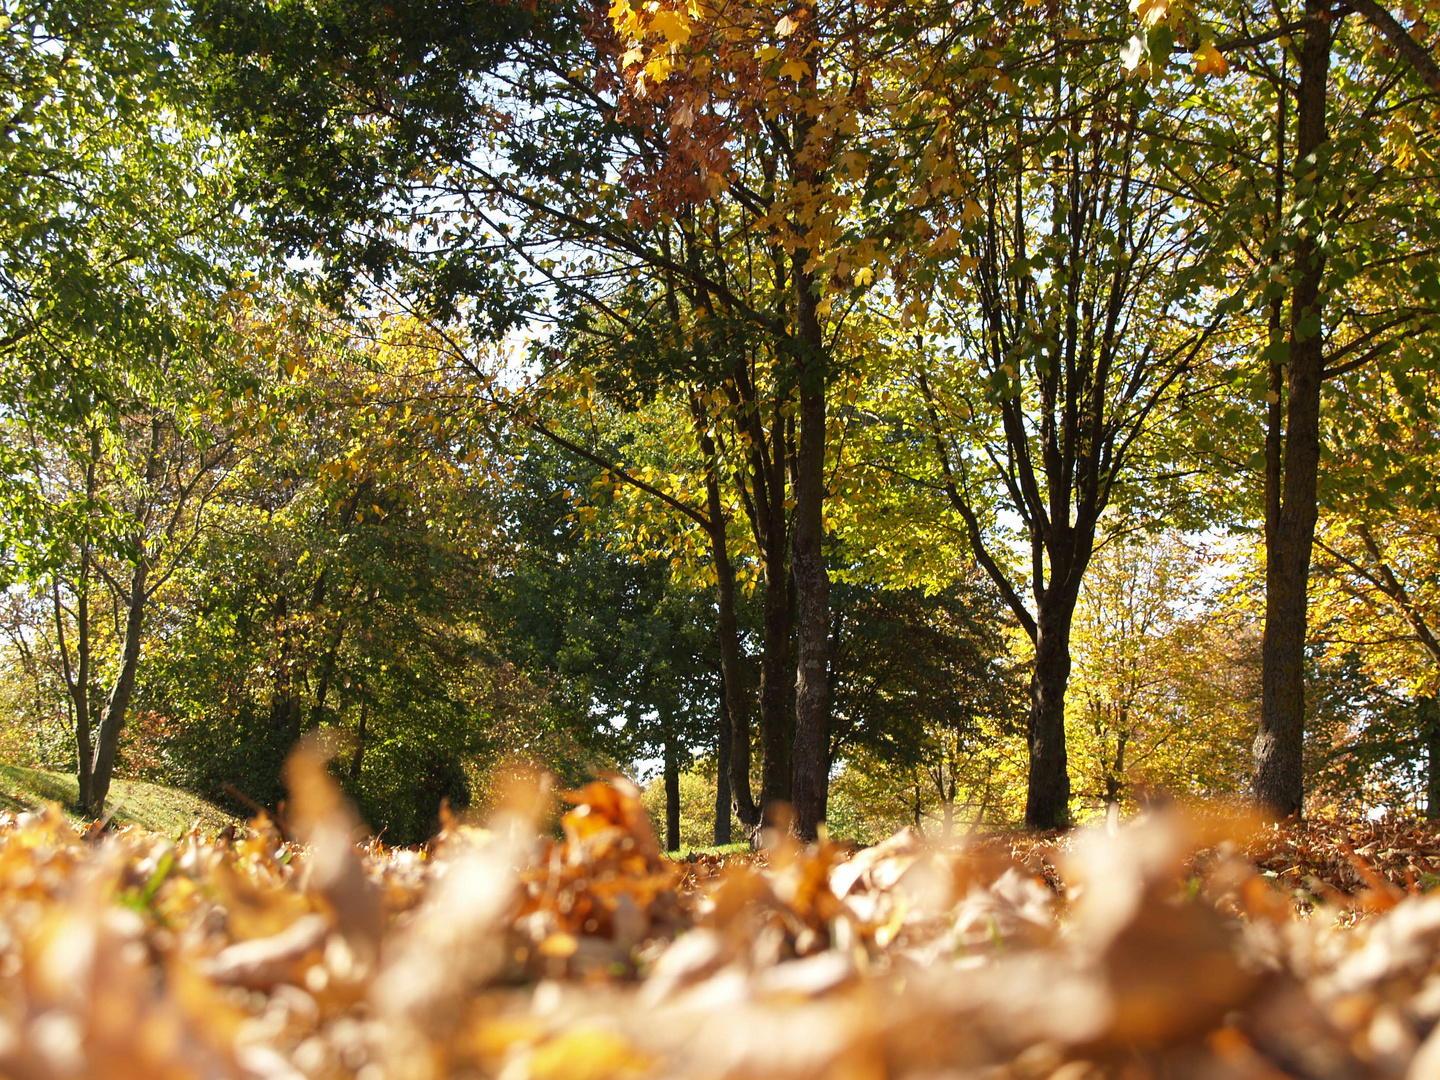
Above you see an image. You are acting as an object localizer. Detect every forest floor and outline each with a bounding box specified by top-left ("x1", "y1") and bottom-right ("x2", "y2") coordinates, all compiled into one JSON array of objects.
[
  {"x1": 4, "y1": 752, "x2": 1440, "y2": 1079},
  {"x1": 0, "y1": 762, "x2": 235, "y2": 835}
]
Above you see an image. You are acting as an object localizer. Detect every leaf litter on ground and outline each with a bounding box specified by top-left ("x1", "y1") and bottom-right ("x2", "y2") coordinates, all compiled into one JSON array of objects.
[{"x1": 4, "y1": 745, "x2": 1440, "y2": 1079}]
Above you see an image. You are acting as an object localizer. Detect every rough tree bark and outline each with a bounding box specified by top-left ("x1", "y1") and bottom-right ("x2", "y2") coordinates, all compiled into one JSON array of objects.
[
  {"x1": 1026, "y1": 603, "x2": 1075, "y2": 829},
  {"x1": 790, "y1": 258, "x2": 831, "y2": 842},
  {"x1": 1254, "y1": 0, "x2": 1331, "y2": 819}
]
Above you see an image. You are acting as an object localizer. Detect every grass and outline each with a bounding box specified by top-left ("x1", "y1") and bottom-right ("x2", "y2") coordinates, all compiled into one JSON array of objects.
[
  {"x1": 664, "y1": 841, "x2": 753, "y2": 859},
  {"x1": 0, "y1": 762, "x2": 236, "y2": 836}
]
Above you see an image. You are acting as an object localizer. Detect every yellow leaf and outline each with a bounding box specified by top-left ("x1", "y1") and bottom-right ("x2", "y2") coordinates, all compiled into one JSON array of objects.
[
  {"x1": 779, "y1": 59, "x2": 811, "y2": 80},
  {"x1": 1130, "y1": 0, "x2": 1170, "y2": 27},
  {"x1": 853, "y1": 266, "x2": 874, "y2": 287},
  {"x1": 1193, "y1": 41, "x2": 1229, "y2": 77},
  {"x1": 645, "y1": 54, "x2": 674, "y2": 82},
  {"x1": 649, "y1": 8, "x2": 690, "y2": 44},
  {"x1": 931, "y1": 226, "x2": 961, "y2": 254}
]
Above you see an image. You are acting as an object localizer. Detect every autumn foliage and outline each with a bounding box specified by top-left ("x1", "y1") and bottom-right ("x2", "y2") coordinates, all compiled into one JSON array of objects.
[{"x1": 3, "y1": 741, "x2": 1440, "y2": 1079}]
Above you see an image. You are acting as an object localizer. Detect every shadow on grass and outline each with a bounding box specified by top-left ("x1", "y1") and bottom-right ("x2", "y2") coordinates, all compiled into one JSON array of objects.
[{"x1": 0, "y1": 762, "x2": 235, "y2": 836}]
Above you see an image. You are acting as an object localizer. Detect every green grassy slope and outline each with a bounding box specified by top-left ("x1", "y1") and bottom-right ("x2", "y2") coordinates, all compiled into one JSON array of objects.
[{"x1": 0, "y1": 763, "x2": 236, "y2": 835}]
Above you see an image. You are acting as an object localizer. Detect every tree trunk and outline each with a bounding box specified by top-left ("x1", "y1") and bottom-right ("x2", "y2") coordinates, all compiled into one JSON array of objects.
[
  {"x1": 790, "y1": 261, "x2": 830, "y2": 842},
  {"x1": 758, "y1": 566, "x2": 793, "y2": 816},
  {"x1": 1026, "y1": 606, "x2": 1073, "y2": 829},
  {"x1": 698, "y1": 428, "x2": 758, "y2": 830},
  {"x1": 1255, "y1": 1, "x2": 1331, "y2": 819},
  {"x1": 349, "y1": 697, "x2": 369, "y2": 780},
  {"x1": 56, "y1": 436, "x2": 100, "y2": 814},
  {"x1": 55, "y1": 575, "x2": 94, "y2": 815},
  {"x1": 714, "y1": 682, "x2": 733, "y2": 845},
  {"x1": 1423, "y1": 696, "x2": 1440, "y2": 822},
  {"x1": 1105, "y1": 730, "x2": 1128, "y2": 808},
  {"x1": 90, "y1": 560, "x2": 149, "y2": 811},
  {"x1": 663, "y1": 725, "x2": 681, "y2": 853},
  {"x1": 309, "y1": 627, "x2": 345, "y2": 729},
  {"x1": 1264, "y1": 56, "x2": 1287, "y2": 550},
  {"x1": 269, "y1": 591, "x2": 305, "y2": 742}
]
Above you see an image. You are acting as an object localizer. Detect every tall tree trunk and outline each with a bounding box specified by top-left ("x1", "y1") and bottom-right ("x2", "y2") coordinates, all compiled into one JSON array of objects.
[
  {"x1": 90, "y1": 560, "x2": 149, "y2": 811},
  {"x1": 1255, "y1": 1, "x2": 1331, "y2": 819},
  {"x1": 1264, "y1": 53, "x2": 1288, "y2": 551},
  {"x1": 663, "y1": 722, "x2": 681, "y2": 853},
  {"x1": 55, "y1": 575, "x2": 94, "y2": 815},
  {"x1": 1423, "y1": 696, "x2": 1440, "y2": 822},
  {"x1": 714, "y1": 680, "x2": 733, "y2": 845},
  {"x1": 56, "y1": 434, "x2": 101, "y2": 814},
  {"x1": 696, "y1": 417, "x2": 759, "y2": 831},
  {"x1": 790, "y1": 262, "x2": 830, "y2": 842},
  {"x1": 1026, "y1": 605, "x2": 1073, "y2": 829},
  {"x1": 758, "y1": 564, "x2": 793, "y2": 815}
]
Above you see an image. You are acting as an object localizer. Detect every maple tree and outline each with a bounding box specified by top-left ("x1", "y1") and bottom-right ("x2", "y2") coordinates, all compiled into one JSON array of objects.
[
  {"x1": 890, "y1": 50, "x2": 1215, "y2": 826},
  {"x1": 1136, "y1": 0, "x2": 1440, "y2": 815}
]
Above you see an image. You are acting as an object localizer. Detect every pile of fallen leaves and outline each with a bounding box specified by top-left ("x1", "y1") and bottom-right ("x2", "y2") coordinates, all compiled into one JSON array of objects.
[{"x1": 6, "y1": 749, "x2": 1440, "y2": 1080}]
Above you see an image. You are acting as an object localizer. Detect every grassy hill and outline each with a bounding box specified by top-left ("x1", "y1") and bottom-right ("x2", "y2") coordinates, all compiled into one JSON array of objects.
[{"x1": 0, "y1": 763, "x2": 236, "y2": 836}]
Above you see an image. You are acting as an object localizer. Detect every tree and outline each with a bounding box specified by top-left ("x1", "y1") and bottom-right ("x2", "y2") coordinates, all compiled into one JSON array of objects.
[
  {"x1": 1, "y1": 0, "x2": 242, "y2": 550},
  {"x1": 197, "y1": 0, "x2": 1001, "y2": 839},
  {"x1": 491, "y1": 436, "x2": 723, "y2": 851},
  {"x1": 1135, "y1": 0, "x2": 1440, "y2": 816},
  {"x1": 1305, "y1": 368, "x2": 1440, "y2": 813},
  {"x1": 1067, "y1": 536, "x2": 1256, "y2": 815},
  {"x1": 828, "y1": 577, "x2": 1027, "y2": 836},
  {"x1": 899, "y1": 40, "x2": 1215, "y2": 827}
]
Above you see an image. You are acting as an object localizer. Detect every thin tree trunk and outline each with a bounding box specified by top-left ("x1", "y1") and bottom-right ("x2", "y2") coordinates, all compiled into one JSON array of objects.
[
  {"x1": 57, "y1": 434, "x2": 101, "y2": 814},
  {"x1": 714, "y1": 680, "x2": 733, "y2": 845},
  {"x1": 1026, "y1": 606, "x2": 1073, "y2": 829},
  {"x1": 696, "y1": 415, "x2": 758, "y2": 830},
  {"x1": 309, "y1": 626, "x2": 345, "y2": 729},
  {"x1": 663, "y1": 724, "x2": 681, "y2": 853},
  {"x1": 349, "y1": 697, "x2": 369, "y2": 780},
  {"x1": 90, "y1": 560, "x2": 149, "y2": 811},
  {"x1": 1255, "y1": 1, "x2": 1331, "y2": 819},
  {"x1": 55, "y1": 574, "x2": 94, "y2": 815},
  {"x1": 790, "y1": 259, "x2": 830, "y2": 842}
]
